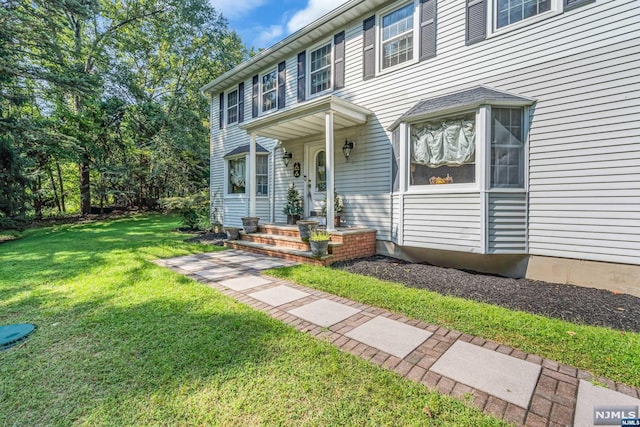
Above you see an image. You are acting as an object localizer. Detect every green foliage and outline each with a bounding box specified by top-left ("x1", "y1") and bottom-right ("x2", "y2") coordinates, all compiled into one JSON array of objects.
[
  {"x1": 160, "y1": 192, "x2": 209, "y2": 230},
  {"x1": 309, "y1": 230, "x2": 331, "y2": 242},
  {"x1": 0, "y1": 0, "x2": 247, "y2": 219},
  {"x1": 282, "y1": 183, "x2": 304, "y2": 216},
  {"x1": 322, "y1": 190, "x2": 344, "y2": 215}
]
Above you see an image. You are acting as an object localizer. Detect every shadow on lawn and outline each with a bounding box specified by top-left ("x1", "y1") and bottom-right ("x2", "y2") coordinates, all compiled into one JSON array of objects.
[{"x1": 0, "y1": 283, "x2": 289, "y2": 425}]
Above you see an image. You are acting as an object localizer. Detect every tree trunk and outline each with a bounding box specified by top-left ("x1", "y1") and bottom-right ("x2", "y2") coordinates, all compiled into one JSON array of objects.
[
  {"x1": 48, "y1": 165, "x2": 61, "y2": 212},
  {"x1": 56, "y1": 161, "x2": 66, "y2": 213},
  {"x1": 79, "y1": 154, "x2": 91, "y2": 215}
]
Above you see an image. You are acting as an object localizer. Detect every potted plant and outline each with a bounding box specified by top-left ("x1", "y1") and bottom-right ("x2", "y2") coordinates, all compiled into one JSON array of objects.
[
  {"x1": 297, "y1": 220, "x2": 318, "y2": 242},
  {"x1": 283, "y1": 183, "x2": 304, "y2": 225},
  {"x1": 322, "y1": 190, "x2": 345, "y2": 227},
  {"x1": 309, "y1": 230, "x2": 330, "y2": 257},
  {"x1": 241, "y1": 216, "x2": 260, "y2": 233},
  {"x1": 225, "y1": 227, "x2": 240, "y2": 240}
]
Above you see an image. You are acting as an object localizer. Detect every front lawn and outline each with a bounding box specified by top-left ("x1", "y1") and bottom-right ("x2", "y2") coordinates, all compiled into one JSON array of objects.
[
  {"x1": 0, "y1": 215, "x2": 504, "y2": 426},
  {"x1": 265, "y1": 265, "x2": 640, "y2": 388}
]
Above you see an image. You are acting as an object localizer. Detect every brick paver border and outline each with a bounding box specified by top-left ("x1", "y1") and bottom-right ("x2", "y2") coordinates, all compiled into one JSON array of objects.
[{"x1": 160, "y1": 254, "x2": 640, "y2": 427}]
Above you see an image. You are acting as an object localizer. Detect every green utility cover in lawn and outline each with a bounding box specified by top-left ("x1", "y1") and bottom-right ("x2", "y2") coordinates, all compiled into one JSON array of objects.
[{"x1": 0, "y1": 323, "x2": 36, "y2": 351}]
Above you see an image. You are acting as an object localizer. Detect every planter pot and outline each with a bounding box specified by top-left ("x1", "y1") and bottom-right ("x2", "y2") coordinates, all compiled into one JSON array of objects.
[
  {"x1": 287, "y1": 214, "x2": 300, "y2": 225},
  {"x1": 225, "y1": 227, "x2": 240, "y2": 240},
  {"x1": 310, "y1": 240, "x2": 329, "y2": 257},
  {"x1": 241, "y1": 217, "x2": 260, "y2": 233},
  {"x1": 297, "y1": 220, "x2": 318, "y2": 242}
]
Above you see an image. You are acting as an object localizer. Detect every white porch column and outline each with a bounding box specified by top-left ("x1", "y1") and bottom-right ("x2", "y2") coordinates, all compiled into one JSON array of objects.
[
  {"x1": 249, "y1": 132, "x2": 257, "y2": 217},
  {"x1": 325, "y1": 111, "x2": 335, "y2": 231}
]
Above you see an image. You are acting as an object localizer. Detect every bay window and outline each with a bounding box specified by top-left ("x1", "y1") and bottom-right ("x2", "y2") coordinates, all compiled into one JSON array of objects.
[
  {"x1": 256, "y1": 155, "x2": 268, "y2": 196},
  {"x1": 491, "y1": 107, "x2": 524, "y2": 188},
  {"x1": 228, "y1": 157, "x2": 246, "y2": 194},
  {"x1": 410, "y1": 113, "x2": 476, "y2": 185}
]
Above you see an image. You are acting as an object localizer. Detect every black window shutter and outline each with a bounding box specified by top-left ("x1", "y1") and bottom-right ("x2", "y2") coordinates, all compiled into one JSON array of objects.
[
  {"x1": 278, "y1": 61, "x2": 286, "y2": 110},
  {"x1": 238, "y1": 82, "x2": 245, "y2": 123},
  {"x1": 564, "y1": 0, "x2": 593, "y2": 10},
  {"x1": 334, "y1": 31, "x2": 345, "y2": 90},
  {"x1": 252, "y1": 74, "x2": 259, "y2": 118},
  {"x1": 419, "y1": 0, "x2": 437, "y2": 61},
  {"x1": 297, "y1": 51, "x2": 306, "y2": 103},
  {"x1": 466, "y1": 0, "x2": 486, "y2": 45},
  {"x1": 218, "y1": 92, "x2": 224, "y2": 130},
  {"x1": 362, "y1": 16, "x2": 375, "y2": 81}
]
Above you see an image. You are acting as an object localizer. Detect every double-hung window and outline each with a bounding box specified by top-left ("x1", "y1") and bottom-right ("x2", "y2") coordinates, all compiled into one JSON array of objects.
[
  {"x1": 309, "y1": 43, "x2": 332, "y2": 96},
  {"x1": 261, "y1": 69, "x2": 277, "y2": 113},
  {"x1": 491, "y1": 107, "x2": 524, "y2": 188},
  {"x1": 381, "y1": 3, "x2": 414, "y2": 70},
  {"x1": 256, "y1": 155, "x2": 269, "y2": 196},
  {"x1": 227, "y1": 90, "x2": 238, "y2": 124},
  {"x1": 496, "y1": 0, "x2": 551, "y2": 28}
]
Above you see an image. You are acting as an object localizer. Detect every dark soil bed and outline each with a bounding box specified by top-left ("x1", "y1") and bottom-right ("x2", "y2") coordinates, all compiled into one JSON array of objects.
[
  {"x1": 333, "y1": 255, "x2": 640, "y2": 333},
  {"x1": 183, "y1": 232, "x2": 226, "y2": 246}
]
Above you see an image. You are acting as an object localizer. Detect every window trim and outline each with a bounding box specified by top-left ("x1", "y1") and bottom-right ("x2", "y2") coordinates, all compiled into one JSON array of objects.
[
  {"x1": 226, "y1": 88, "x2": 239, "y2": 125},
  {"x1": 376, "y1": 0, "x2": 420, "y2": 76},
  {"x1": 487, "y1": 0, "x2": 562, "y2": 38},
  {"x1": 260, "y1": 68, "x2": 278, "y2": 115},
  {"x1": 306, "y1": 39, "x2": 334, "y2": 99}
]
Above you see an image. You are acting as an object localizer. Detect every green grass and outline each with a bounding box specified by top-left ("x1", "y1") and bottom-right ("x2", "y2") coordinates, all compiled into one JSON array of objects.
[
  {"x1": 0, "y1": 214, "x2": 505, "y2": 426},
  {"x1": 265, "y1": 265, "x2": 640, "y2": 388}
]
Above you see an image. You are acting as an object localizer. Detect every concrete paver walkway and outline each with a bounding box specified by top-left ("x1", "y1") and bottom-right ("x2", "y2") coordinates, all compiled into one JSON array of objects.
[{"x1": 156, "y1": 250, "x2": 640, "y2": 427}]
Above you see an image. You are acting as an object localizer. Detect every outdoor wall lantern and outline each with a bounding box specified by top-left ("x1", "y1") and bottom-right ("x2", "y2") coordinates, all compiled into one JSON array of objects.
[
  {"x1": 342, "y1": 140, "x2": 354, "y2": 162},
  {"x1": 282, "y1": 150, "x2": 293, "y2": 167}
]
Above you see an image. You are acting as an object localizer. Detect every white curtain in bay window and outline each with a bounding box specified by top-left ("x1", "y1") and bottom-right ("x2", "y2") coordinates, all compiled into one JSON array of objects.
[{"x1": 412, "y1": 118, "x2": 476, "y2": 167}]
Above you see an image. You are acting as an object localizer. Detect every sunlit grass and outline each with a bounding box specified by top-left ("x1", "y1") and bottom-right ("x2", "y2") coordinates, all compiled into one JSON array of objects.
[
  {"x1": 0, "y1": 214, "x2": 505, "y2": 426},
  {"x1": 265, "y1": 265, "x2": 640, "y2": 388}
]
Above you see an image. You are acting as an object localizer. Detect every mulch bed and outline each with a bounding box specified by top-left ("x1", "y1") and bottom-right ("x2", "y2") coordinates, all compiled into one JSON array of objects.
[
  {"x1": 184, "y1": 232, "x2": 226, "y2": 246},
  {"x1": 333, "y1": 255, "x2": 640, "y2": 333}
]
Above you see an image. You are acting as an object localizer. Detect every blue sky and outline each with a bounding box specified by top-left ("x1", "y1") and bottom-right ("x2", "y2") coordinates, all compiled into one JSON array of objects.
[{"x1": 212, "y1": 0, "x2": 350, "y2": 49}]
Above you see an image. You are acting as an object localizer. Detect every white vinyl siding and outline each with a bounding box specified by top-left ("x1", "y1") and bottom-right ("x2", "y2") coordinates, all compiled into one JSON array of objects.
[
  {"x1": 209, "y1": 0, "x2": 639, "y2": 266},
  {"x1": 403, "y1": 193, "x2": 482, "y2": 252},
  {"x1": 488, "y1": 192, "x2": 527, "y2": 253}
]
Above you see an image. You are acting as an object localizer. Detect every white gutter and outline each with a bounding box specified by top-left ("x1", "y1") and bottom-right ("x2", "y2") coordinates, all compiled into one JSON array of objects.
[{"x1": 200, "y1": 0, "x2": 388, "y2": 97}]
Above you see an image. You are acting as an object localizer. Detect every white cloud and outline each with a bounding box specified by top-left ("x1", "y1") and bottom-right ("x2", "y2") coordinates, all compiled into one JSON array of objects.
[
  {"x1": 286, "y1": 0, "x2": 350, "y2": 33},
  {"x1": 254, "y1": 25, "x2": 284, "y2": 47},
  {"x1": 211, "y1": 0, "x2": 267, "y2": 20}
]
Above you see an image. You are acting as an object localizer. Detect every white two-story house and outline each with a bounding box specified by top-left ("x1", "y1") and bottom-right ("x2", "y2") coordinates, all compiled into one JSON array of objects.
[{"x1": 201, "y1": 0, "x2": 640, "y2": 294}]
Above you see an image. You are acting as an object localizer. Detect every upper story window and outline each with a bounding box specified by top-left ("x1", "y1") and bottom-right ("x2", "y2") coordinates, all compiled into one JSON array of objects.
[
  {"x1": 309, "y1": 43, "x2": 332, "y2": 96},
  {"x1": 227, "y1": 90, "x2": 238, "y2": 124},
  {"x1": 261, "y1": 69, "x2": 277, "y2": 113},
  {"x1": 496, "y1": 0, "x2": 551, "y2": 28},
  {"x1": 381, "y1": 3, "x2": 415, "y2": 70}
]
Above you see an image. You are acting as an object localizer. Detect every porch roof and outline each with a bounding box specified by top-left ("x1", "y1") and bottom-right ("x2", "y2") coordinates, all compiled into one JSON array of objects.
[{"x1": 239, "y1": 95, "x2": 372, "y2": 141}]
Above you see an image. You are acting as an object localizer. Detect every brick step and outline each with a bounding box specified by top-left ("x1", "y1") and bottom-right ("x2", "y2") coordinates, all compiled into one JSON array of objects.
[
  {"x1": 240, "y1": 231, "x2": 344, "y2": 253},
  {"x1": 225, "y1": 239, "x2": 333, "y2": 266},
  {"x1": 257, "y1": 223, "x2": 301, "y2": 238}
]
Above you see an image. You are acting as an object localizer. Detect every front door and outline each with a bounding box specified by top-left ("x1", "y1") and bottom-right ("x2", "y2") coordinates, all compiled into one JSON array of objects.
[{"x1": 305, "y1": 142, "x2": 327, "y2": 218}]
